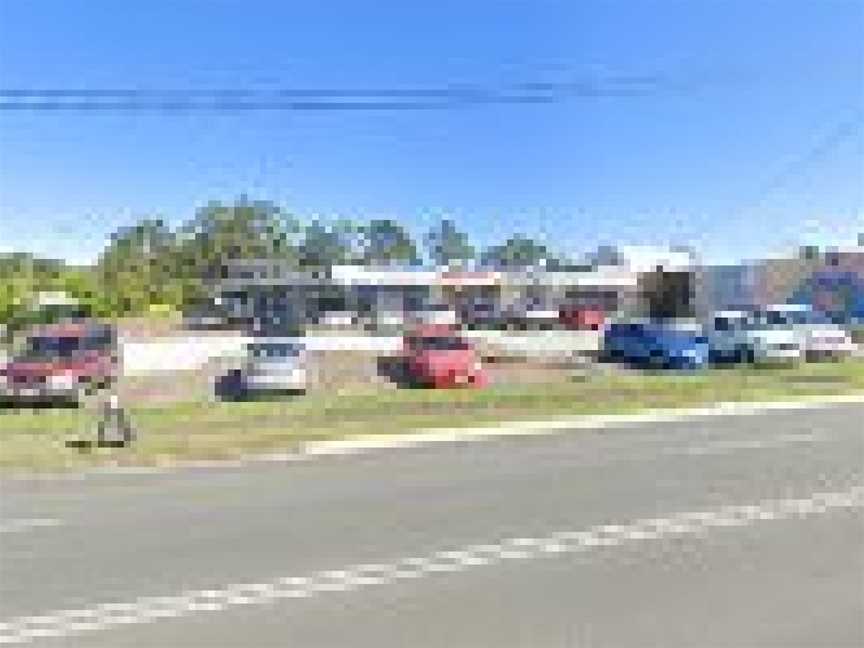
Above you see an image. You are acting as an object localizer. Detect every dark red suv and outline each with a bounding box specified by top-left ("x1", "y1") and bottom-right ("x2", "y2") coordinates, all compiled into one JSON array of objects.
[{"x1": 0, "y1": 322, "x2": 118, "y2": 406}]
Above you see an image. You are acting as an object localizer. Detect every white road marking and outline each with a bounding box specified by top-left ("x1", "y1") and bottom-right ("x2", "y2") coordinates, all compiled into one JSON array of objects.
[
  {"x1": 0, "y1": 518, "x2": 61, "y2": 534},
  {"x1": 0, "y1": 485, "x2": 861, "y2": 645},
  {"x1": 300, "y1": 395, "x2": 864, "y2": 456},
  {"x1": 669, "y1": 431, "x2": 825, "y2": 457}
]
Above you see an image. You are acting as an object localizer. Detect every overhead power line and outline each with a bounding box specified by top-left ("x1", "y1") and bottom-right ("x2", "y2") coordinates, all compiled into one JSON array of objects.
[
  {"x1": 0, "y1": 74, "x2": 690, "y2": 112},
  {"x1": 735, "y1": 111, "x2": 864, "y2": 218}
]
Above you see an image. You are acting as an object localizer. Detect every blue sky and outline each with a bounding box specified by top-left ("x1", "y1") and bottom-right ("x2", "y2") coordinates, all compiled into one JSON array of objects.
[{"x1": 0, "y1": 0, "x2": 862, "y2": 265}]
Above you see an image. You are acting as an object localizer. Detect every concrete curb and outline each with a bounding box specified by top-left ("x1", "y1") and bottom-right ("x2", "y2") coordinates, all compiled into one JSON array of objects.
[
  {"x1": 300, "y1": 393, "x2": 864, "y2": 456},
  {"x1": 6, "y1": 392, "x2": 864, "y2": 481}
]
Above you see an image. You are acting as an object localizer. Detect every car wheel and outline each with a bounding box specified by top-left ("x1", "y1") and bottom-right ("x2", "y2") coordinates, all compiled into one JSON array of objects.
[{"x1": 65, "y1": 386, "x2": 88, "y2": 408}]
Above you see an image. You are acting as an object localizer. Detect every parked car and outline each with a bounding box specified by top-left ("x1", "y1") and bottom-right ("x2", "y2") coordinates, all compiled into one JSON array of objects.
[
  {"x1": 0, "y1": 322, "x2": 118, "y2": 406},
  {"x1": 559, "y1": 305, "x2": 606, "y2": 331},
  {"x1": 602, "y1": 320, "x2": 709, "y2": 369},
  {"x1": 315, "y1": 311, "x2": 357, "y2": 328},
  {"x1": 459, "y1": 300, "x2": 505, "y2": 329},
  {"x1": 220, "y1": 338, "x2": 307, "y2": 399},
  {"x1": 402, "y1": 325, "x2": 487, "y2": 388},
  {"x1": 503, "y1": 302, "x2": 560, "y2": 330},
  {"x1": 405, "y1": 303, "x2": 459, "y2": 327},
  {"x1": 707, "y1": 310, "x2": 802, "y2": 365},
  {"x1": 184, "y1": 310, "x2": 228, "y2": 330},
  {"x1": 760, "y1": 304, "x2": 856, "y2": 361},
  {"x1": 367, "y1": 309, "x2": 405, "y2": 334}
]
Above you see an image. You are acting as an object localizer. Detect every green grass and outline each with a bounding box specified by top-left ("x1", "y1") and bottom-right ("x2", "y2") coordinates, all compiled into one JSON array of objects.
[{"x1": 3, "y1": 359, "x2": 864, "y2": 473}]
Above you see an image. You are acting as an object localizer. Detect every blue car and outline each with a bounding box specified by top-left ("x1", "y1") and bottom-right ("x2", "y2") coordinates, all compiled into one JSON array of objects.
[{"x1": 602, "y1": 321, "x2": 709, "y2": 370}]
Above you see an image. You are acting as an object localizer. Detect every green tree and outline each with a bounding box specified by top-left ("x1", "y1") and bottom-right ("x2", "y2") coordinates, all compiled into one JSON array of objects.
[
  {"x1": 359, "y1": 219, "x2": 418, "y2": 265},
  {"x1": 175, "y1": 197, "x2": 301, "y2": 303},
  {"x1": 798, "y1": 245, "x2": 821, "y2": 261},
  {"x1": 0, "y1": 254, "x2": 37, "y2": 324},
  {"x1": 299, "y1": 219, "x2": 361, "y2": 267},
  {"x1": 96, "y1": 218, "x2": 181, "y2": 315},
  {"x1": 480, "y1": 235, "x2": 550, "y2": 269},
  {"x1": 0, "y1": 253, "x2": 99, "y2": 332},
  {"x1": 424, "y1": 218, "x2": 474, "y2": 267}
]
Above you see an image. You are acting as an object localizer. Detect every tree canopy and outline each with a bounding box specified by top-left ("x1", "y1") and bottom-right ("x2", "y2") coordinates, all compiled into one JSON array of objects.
[
  {"x1": 359, "y1": 219, "x2": 419, "y2": 265},
  {"x1": 0, "y1": 199, "x2": 574, "y2": 322},
  {"x1": 299, "y1": 219, "x2": 361, "y2": 267},
  {"x1": 480, "y1": 235, "x2": 550, "y2": 269},
  {"x1": 424, "y1": 218, "x2": 475, "y2": 267}
]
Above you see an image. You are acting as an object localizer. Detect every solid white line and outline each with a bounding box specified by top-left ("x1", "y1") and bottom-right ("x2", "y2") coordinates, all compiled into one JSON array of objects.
[
  {"x1": 0, "y1": 518, "x2": 62, "y2": 534},
  {"x1": 0, "y1": 484, "x2": 861, "y2": 644},
  {"x1": 300, "y1": 394, "x2": 864, "y2": 456}
]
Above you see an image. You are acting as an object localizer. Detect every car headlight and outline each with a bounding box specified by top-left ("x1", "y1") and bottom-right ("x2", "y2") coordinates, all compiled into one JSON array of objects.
[{"x1": 48, "y1": 374, "x2": 77, "y2": 390}]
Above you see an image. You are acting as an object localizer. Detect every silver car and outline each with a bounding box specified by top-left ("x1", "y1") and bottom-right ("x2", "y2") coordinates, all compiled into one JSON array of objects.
[{"x1": 237, "y1": 339, "x2": 307, "y2": 396}]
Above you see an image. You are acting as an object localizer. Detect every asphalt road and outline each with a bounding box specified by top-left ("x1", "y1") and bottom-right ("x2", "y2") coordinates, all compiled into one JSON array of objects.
[{"x1": 1, "y1": 402, "x2": 863, "y2": 647}]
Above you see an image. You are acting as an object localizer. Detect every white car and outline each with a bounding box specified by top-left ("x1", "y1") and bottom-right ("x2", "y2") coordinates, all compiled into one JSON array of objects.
[
  {"x1": 708, "y1": 310, "x2": 802, "y2": 365},
  {"x1": 761, "y1": 304, "x2": 856, "y2": 361},
  {"x1": 317, "y1": 311, "x2": 356, "y2": 328},
  {"x1": 238, "y1": 339, "x2": 307, "y2": 395}
]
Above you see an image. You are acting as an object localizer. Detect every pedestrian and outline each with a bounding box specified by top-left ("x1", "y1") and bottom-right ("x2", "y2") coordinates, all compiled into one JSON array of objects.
[{"x1": 97, "y1": 390, "x2": 135, "y2": 448}]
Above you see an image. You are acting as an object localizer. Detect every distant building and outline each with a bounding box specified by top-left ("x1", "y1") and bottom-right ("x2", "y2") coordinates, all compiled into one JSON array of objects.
[
  {"x1": 586, "y1": 245, "x2": 700, "y2": 319},
  {"x1": 215, "y1": 259, "x2": 646, "y2": 331},
  {"x1": 699, "y1": 246, "x2": 864, "y2": 322}
]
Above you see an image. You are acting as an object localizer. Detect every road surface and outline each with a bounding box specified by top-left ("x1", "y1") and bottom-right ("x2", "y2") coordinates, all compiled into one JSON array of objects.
[{"x1": 1, "y1": 402, "x2": 862, "y2": 646}]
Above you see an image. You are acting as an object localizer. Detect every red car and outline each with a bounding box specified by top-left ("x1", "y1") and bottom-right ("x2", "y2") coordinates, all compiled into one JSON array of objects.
[
  {"x1": 0, "y1": 322, "x2": 118, "y2": 406},
  {"x1": 559, "y1": 306, "x2": 607, "y2": 331},
  {"x1": 402, "y1": 325, "x2": 488, "y2": 388}
]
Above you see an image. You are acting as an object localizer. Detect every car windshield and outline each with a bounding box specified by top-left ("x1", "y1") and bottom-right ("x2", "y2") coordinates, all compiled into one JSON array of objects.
[
  {"x1": 412, "y1": 336, "x2": 470, "y2": 351},
  {"x1": 23, "y1": 332, "x2": 113, "y2": 360},
  {"x1": 754, "y1": 309, "x2": 823, "y2": 328},
  {"x1": 644, "y1": 330, "x2": 701, "y2": 343},
  {"x1": 784, "y1": 310, "x2": 831, "y2": 326},
  {"x1": 250, "y1": 343, "x2": 302, "y2": 358},
  {"x1": 24, "y1": 335, "x2": 87, "y2": 359}
]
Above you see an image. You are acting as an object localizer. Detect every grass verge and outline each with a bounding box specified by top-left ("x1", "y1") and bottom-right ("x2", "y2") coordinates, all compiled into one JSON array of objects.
[{"x1": 2, "y1": 359, "x2": 864, "y2": 473}]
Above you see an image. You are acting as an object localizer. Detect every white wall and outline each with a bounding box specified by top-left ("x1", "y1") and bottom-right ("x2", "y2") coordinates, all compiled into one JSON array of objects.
[{"x1": 120, "y1": 331, "x2": 603, "y2": 375}]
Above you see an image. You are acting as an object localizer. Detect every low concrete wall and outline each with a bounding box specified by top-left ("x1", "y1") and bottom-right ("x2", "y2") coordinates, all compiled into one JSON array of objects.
[
  {"x1": 121, "y1": 331, "x2": 603, "y2": 375},
  {"x1": 121, "y1": 336, "x2": 250, "y2": 375},
  {"x1": 121, "y1": 335, "x2": 402, "y2": 375},
  {"x1": 465, "y1": 330, "x2": 602, "y2": 361}
]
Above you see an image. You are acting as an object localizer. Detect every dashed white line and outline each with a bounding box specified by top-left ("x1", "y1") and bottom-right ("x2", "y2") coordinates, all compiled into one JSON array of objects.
[
  {"x1": 0, "y1": 518, "x2": 61, "y2": 534},
  {"x1": 0, "y1": 485, "x2": 862, "y2": 644}
]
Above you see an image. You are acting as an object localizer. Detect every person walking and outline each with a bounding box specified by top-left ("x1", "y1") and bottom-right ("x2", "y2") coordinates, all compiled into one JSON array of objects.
[{"x1": 96, "y1": 389, "x2": 135, "y2": 447}]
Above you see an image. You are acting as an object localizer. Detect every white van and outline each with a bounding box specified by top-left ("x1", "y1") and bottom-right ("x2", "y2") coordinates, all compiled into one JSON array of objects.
[
  {"x1": 708, "y1": 310, "x2": 802, "y2": 364},
  {"x1": 761, "y1": 304, "x2": 856, "y2": 361}
]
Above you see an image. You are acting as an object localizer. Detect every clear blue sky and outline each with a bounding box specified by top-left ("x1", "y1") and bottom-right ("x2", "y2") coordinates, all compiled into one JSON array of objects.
[{"x1": 1, "y1": 0, "x2": 862, "y2": 265}]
